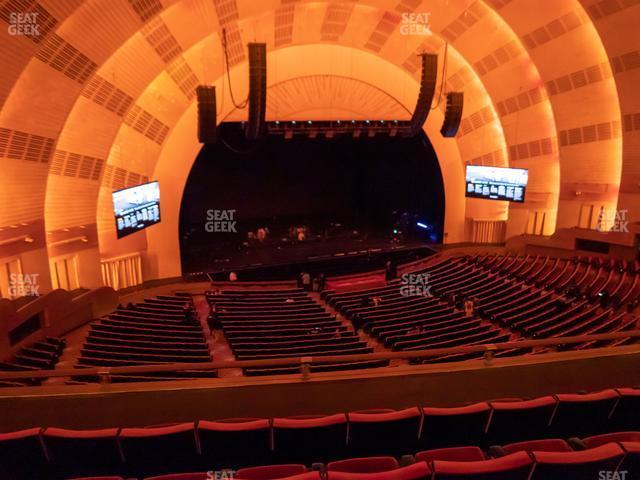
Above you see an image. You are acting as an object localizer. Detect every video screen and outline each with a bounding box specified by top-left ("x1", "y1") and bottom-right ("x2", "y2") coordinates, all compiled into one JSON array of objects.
[
  {"x1": 465, "y1": 165, "x2": 528, "y2": 203},
  {"x1": 112, "y1": 181, "x2": 161, "y2": 238}
]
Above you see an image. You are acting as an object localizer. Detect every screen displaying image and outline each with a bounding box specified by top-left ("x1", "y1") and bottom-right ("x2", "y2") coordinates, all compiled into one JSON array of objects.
[
  {"x1": 465, "y1": 165, "x2": 528, "y2": 203},
  {"x1": 112, "y1": 181, "x2": 161, "y2": 238}
]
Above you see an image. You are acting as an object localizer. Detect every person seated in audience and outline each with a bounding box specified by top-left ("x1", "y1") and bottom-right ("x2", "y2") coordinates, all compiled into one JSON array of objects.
[
  {"x1": 464, "y1": 297, "x2": 475, "y2": 317},
  {"x1": 372, "y1": 296, "x2": 382, "y2": 307},
  {"x1": 229, "y1": 271, "x2": 238, "y2": 282},
  {"x1": 301, "y1": 271, "x2": 311, "y2": 291},
  {"x1": 285, "y1": 297, "x2": 295, "y2": 303}
]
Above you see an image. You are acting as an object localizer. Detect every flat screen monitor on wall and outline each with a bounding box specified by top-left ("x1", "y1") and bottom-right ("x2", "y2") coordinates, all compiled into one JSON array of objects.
[
  {"x1": 465, "y1": 165, "x2": 528, "y2": 203},
  {"x1": 112, "y1": 181, "x2": 161, "y2": 239}
]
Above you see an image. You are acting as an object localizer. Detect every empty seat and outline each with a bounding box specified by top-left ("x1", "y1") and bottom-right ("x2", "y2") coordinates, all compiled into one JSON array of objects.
[
  {"x1": 550, "y1": 390, "x2": 619, "y2": 437},
  {"x1": 420, "y1": 403, "x2": 491, "y2": 449},
  {"x1": 273, "y1": 414, "x2": 347, "y2": 463},
  {"x1": 327, "y1": 462, "x2": 431, "y2": 480},
  {"x1": 348, "y1": 408, "x2": 422, "y2": 456},
  {"x1": 0, "y1": 427, "x2": 48, "y2": 479},
  {"x1": 198, "y1": 419, "x2": 272, "y2": 469},
  {"x1": 328, "y1": 457, "x2": 399, "y2": 473},
  {"x1": 485, "y1": 396, "x2": 557, "y2": 444},
  {"x1": 415, "y1": 446, "x2": 485, "y2": 463},
  {"x1": 581, "y1": 431, "x2": 640, "y2": 449},
  {"x1": 43, "y1": 427, "x2": 122, "y2": 478},
  {"x1": 235, "y1": 464, "x2": 307, "y2": 479},
  {"x1": 431, "y1": 451, "x2": 533, "y2": 480},
  {"x1": 120, "y1": 423, "x2": 199, "y2": 476},
  {"x1": 499, "y1": 439, "x2": 572, "y2": 456},
  {"x1": 530, "y1": 443, "x2": 625, "y2": 480},
  {"x1": 144, "y1": 475, "x2": 216, "y2": 480},
  {"x1": 69, "y1": 477, "x2": 125, "y2": 480}
]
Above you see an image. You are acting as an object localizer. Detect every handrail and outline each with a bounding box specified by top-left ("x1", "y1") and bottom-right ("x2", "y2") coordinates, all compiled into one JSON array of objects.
[{"x1": 2, "y1": 329, "x2": 640, "y2": 382}]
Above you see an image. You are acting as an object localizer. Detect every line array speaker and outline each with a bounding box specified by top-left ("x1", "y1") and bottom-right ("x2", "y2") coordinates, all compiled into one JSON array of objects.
[
  {"x1": 440, "y1": 92, "x2": 464, "y2": 138},
  {"x1": 246, "y1": 42, "x2": 267, "y2": 141},
  {"x1": 408, "y1": 53, "x2": 438, "y2": 137},
  {"x1": 196, "y1": 85, "x2": 217, "y2": 144}
]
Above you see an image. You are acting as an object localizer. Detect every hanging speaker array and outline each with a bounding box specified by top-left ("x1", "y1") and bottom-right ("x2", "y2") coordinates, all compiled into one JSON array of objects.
[
  {"x1": 440, "y1": 92, "x2": 464, "y2": 138},
  {"x1": 408, "y1": 53, "x2": 438, "y2": 137},
  {"x1": 246, "y1": 42, "x2": 267, "y2": 141},
  {"x1": 196, "y1": 85, "x2": 217, "y2": 144}
]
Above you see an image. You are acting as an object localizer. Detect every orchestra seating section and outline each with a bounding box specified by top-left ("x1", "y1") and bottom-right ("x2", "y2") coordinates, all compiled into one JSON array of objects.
[
  {"x1": 2, "y1": 386, "x2": 639, "y2": 479},
  {"x1": 205, "y1": 288, "x2": 389, "y2": 375},
  {"x1": 324, "y1": 254, "x2": 640, "y2": 363},
  {"x1": 73, "y1": 295, "x2": 216, "y2": 383},
  {"x1": 0, "y1": 337, "x2": 65, "y2": 387}
]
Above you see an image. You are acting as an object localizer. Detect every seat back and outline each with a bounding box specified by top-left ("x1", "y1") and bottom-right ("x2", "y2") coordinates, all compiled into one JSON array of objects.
[
  {"x1": 43, "y1": 427, "x2": 122, "y2": 478},
  {"x1": 530, "y1": 443, "x2": 625, "y2": 480},
  {"x1": 272, "y1": 414, "x2": 347, "y2": 463},
  {"x1": 582, "y1": 431, "x2": 640, "y2": 449},
  {"x1": 235, "y1": 464, "x2": 307, "y2": 479},
  {"x1": 198, "y1": 419, "x2": 272, "y2": 470},
  {"x1": 500, "y1": 439, "x2": 571, "y2": 456},
  {"x1": 328, "y1": 457, "x2": 399, "y2": 473},
  {"x1": 415, "y1": 446, "x2": 485, "y2": 463},
  {"x1": 486, "y1": 396, "x2": 557, "y2": 444},
  {"x1": 327, "y1": 462, "x2": 431, "y2": 480},
  {"x1": 432, "y1": 451, "x2": 533, "y2": 480},
  {"x1": 550, "y1": 390, "x2": 619, "y2": 437},
  {"x1": 120, "y1": 423, "x2": 199, "y2": 477},
  {"x1": 421, "y1": 403, "x2": 491, "y2": 449},
  {"x1": 348, "y1": 408, "x2": 422, "y2": 456},
  {"x1": 0, "y1": 427, "x2": 48, "y2": 479},
  {"x1": 618, "y1": 442, "x2": 640, "y2": 479}
]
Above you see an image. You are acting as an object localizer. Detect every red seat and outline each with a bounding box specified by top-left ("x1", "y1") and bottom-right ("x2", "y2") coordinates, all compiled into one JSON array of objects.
[
  {"x1": 415, "y1": 446, "x2": 485, "y2": 463},
  {"x1": 328, "y1": 457, "x2": 399, "y2": 473},
  {"x1": 235, "y1": 464, "x2": 307, "y2": 479},
  {"x1": 582, "y1": 431, "x2": 640, "y2": 449},
  {"x1": 198, "y1": 419, "x2": 272, "y2": 469},
  {"x1": 43, "y1": 427, "x2": 122, "y2": 478},
  {"x1": 530, "y1": 443, "x2": 626, "y2": 480},
  {"x1": 120, "y1": 423, "x2": 199, "y2": 477},
  {"x1": 432, "y1": 451, "x2": 533, "y2": 480},
  {"x1": 327, "y1": 462, "x2": 431, "y2": 479},
  {"x1": 348, "y1": 408, "x2": 422, "y2": 456},
  {"x1": 273, "y1": 414, "x2": 347, "y2": 463},
  {"x1": 421, "y1": 403, "x2": 491, "y2": 449},
  {"x1": 550, "y1": 390, "x2": 619, "y2": 437},
  {"x1": 69, "y1": 477, "x2": 125, "y2": 480},
  {"x1": 485, "y1": 396, "x2": 557, "y2": 444},
  {"x1": 0, "y1": 427, "x2": 48, "y2": 479},
  {"x1": 501, "y1": 438, "x2": 572, "y2": 455}
]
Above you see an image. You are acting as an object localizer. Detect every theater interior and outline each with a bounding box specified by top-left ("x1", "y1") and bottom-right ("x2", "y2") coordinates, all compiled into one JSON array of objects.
[{"x1": 0, "y1": 0, "x2": 640, "y2": 479}]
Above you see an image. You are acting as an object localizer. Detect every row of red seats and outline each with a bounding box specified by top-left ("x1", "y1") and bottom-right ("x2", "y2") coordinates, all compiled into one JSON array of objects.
[
  {"x1": 3, "y1": 387, "x2": 639, "y2": 479},
  {"x1": 70, "y1": 433, "x2": 640, "y2": 479}
]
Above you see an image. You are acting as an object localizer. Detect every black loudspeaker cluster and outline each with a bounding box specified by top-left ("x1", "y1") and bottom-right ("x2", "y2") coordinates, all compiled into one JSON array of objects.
[
  {"x1": 440, "y1": 92, "x2": 464, "y2": 138},
  {"x1": 246, "y1": 42, "x2": 267, "y2": 141},
  {"x1": 196, "y1": 85, "x2": 217, "y2": 144},
  {"x1": 408, "y1": 53, "x2": 438, "y2": 137}
]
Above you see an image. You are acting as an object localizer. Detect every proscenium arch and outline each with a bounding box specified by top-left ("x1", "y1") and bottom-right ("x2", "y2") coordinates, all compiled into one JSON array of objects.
[
  {"x1": 0, "y1": 0, "x2": 625, "y2": 290},
  {"x1": 146, "y1": 44, "x2": 465, "y2": 279}
]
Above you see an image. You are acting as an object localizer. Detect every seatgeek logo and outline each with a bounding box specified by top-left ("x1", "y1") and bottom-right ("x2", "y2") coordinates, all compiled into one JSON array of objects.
[
  {"x1": 205, "y1": 209, "x2": 237, "y2": 233},
  {"x1": 207, "y1": 470, "x2": 236, "y2": 479},
  {"x1": 599, "y1": 471, "x2": 627, "y2": 480}
]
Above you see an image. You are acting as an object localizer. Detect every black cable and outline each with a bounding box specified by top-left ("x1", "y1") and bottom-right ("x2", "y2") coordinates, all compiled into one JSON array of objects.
[{"x1": 222, "y1": 28, "x2": 248, "y2": 110}]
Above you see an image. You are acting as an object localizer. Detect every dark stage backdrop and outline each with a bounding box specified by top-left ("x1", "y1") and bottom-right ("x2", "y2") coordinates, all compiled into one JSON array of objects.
[{"x1": 179, "y1": 122, "x2": 444, "y2": 273}]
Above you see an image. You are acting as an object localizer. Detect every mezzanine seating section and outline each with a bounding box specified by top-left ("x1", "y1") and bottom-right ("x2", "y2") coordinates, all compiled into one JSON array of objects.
[
  {"x1": 74, "y1": 295, "x2": 214, "y2": 382},
  {"x1": 206, "y1": 288, "x2": 389, "y2": 375}
]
